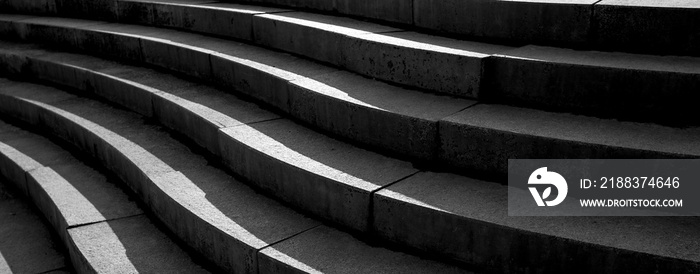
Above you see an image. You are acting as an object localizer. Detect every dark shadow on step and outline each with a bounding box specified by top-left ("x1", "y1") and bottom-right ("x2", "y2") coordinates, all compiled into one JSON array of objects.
[
  {"x1": 8, "y1": 88, "x2": 321, "y2": 248},
  {"x1": 0, "y1": 180, "x2": 68, "y2": 274}
]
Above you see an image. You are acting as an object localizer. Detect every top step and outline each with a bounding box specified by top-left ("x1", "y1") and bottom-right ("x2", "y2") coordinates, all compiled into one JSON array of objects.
[{"x1": 3, "y1": 0, "x2": 699, "y2": 56}]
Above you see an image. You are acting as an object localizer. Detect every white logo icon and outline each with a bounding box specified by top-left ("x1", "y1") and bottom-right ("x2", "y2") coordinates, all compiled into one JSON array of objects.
[{"x1": 528, "y1": 167, "x2": 568, "y2": 206}]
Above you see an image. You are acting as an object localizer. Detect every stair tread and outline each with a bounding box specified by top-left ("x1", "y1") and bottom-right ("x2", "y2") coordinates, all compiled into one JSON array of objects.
[
  {"x1": 496, "y1": 45, "x2": 700, "y2": 74},
  {"x1": 0, "y1": 122, "x2": 144, "y2": 222},
  {"x1": 0, "y1": 79, "x2": 465, "y2": 272},
  {"x1": 444, "y1": 104, "x2": 700, "y2": 157},
  {"x1": 0, "y1": 120, "x2": 209, "y2": 273},
  {"x1": 377, "y1": 171, "x2": 700, "y2": 262},
  {"x1": 260, "y1": 225, "x2": 471, "y2": 274},
  {"x1": 5, "y1": 43, "x2": 420, "y2": 190},
  {"x1": 0, "y1": 81, "x2": 320, "y2": 245},
  {"x1": 0, "y1": 181, "x2": 68, "y2": 274},
  {"x1": 67, "y1": 215, "x2": 210, "y2": 273}
]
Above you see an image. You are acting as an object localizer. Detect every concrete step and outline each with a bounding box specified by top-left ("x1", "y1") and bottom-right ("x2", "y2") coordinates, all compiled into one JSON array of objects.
[
  {"x1": 373, "y1": 171, "x2": 700, "y2": 273},
  {"x1": 1, "y1": 43, "x2": 698, "y2": 273},
  {"x1": 119, "y1": 0, "x2": 513, "y2": 98},
  {"x1": 0, "y1": 79, "x2": 469, "y2": 273},
  {"x1": 3, "y1": 40, "x2": 700, "y2": 179},
  {"x1": 0, "y1": 119, "x2": 209, "y2": 273},
  {"x1": 3, "y1": 0, "x2": 700, "y2": 55},
  {"x1": 5, "y1": 0, "x2": 515, "y2": 98},
  {"x1": 0, "y1": 42, "x2": 419, "y2": 232},
  {"x1": 0, "y1": 15, "x2": 479, "y2": 162},
  {"x1": 0, "y1": 179, "x2": 69, "y2": 274},
  {"x1": 440, "y1": 104, "x2": 700, "y2": 177},
  {"x1": 594, "y1": 1, "x2": 700, "y2": 56},
  {"x1": 486, "y1": 45, "x2": 700, "y2": 126},
  {"x1": 2, "y1": 14, "x2": 697, "y2": 128}
]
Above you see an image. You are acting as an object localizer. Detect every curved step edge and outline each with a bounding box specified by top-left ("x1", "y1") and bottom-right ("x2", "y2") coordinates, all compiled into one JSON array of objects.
[
  {"x1": 0, "y1": 86, "x2": 278, "y2": 274},
  {"x1": 0, "y1": 14, "x2": 476, "y2": 162},
  {"x1": 0, "y1": 46, "x2": 418, "y2": 232},
  {"x1": 372, "y1": 171, "x2": 700, "y2": 274},
  {"x1": 0, "y1": 139, "x2": 207, "y2": 273}
]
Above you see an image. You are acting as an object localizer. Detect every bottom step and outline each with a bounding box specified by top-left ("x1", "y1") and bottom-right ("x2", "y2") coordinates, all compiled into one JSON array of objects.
[
  {"x1": 0, "y1": 119, "x2": 210, "y2": 273},
  {"x1": 0, "y1": 79, "x2": 473, "y2": 273},
  {"x1": 0, "y1": 181, "x2": 69, "y2": 274}
]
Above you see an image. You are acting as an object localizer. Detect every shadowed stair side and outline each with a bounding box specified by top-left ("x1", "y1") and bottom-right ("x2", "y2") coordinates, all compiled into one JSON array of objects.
[
  {"x1": 5, "y1": 43, "x2": 699, "y2": 274},
  {"x1": 486, "y1": 45, "x2": 700, "y2": 126},
  {"x1": 594, "y1": 0, "x2": 700, "y2": 56},
  {"x1": 116, "y1": 0, "x2": 513, "y2": 98},
  {"x1": 3, "y1": 40, "x2": 698, "y2": 187},
  {"x1": 0, "y1": 80, "x2": 319, "y2": 274},
  {"x1": 4, "y1": 0, "x2": 515, "y2": 98},
  {"x1": 0, "y1": 14, "x2": 476, "y2": 162},
  {"x1": 0, "y1": 80, "x2": 469, "y2": 273},
  {"x1": 0, "y1": 43, "x2": 419, "y2": 232},
  {"x1": 439, "y1": 104, "x2": 700, "y2": 176},
  {"x1": 0, "y1": 118, "x2": 209, "y2": 273},
  {"x1": 6, "y1": 0, "x2": 700, "y2": 56},
  {"x1": 0, "y1": 179, "x2": 68, "y2": 274},
  {"x1": 372, "y1": 171, "x2": 700, "y2": 273}
]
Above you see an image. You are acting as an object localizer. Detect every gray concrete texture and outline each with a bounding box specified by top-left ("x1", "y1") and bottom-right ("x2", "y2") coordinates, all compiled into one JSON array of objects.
[
  {"x1": 8, "y1": 0, "x2": 511, "y2": 98},
  {"x1": 218, "y1": 118, "x2": 417, "y2": 231},
  {"x1": 0, "y1": 20, "x2": 699, "y2": 177},
  {"x1": 0, "y1": 119, "x2": 210, "y2": 273},
  {"x1": 0, "y1": 48, "x2": 419, "y2": 233},
  {"x1": 0, "y1": 81, "x2": 333, "y2": 274},
  {"x1": 439, "y1": 104, "x2": 700, "y2": 175},
  {"x1": 485, "y1": 45, "x2": 700, "y2": 125},
  {"x1": 1, "y1": 29, "x2": 699, "y2": 274},
  {"x1": 595, "y1": 0, "x2": 700, "y2": 55},
  {"x1": 413, "y1": 0, "x2": 596, "y2": 44},
  {"x1": 0, "y1": 78, "x2": 476, "y2": 274},
  {"x1": 0, "y1": 47, "x2": 415, "y2": 235},
  {"x1": 0, "y1": 181, "x2": 67, "y2": 274},
  {"x1": 5, "y1": 0, "x2": 700, "y2": 56},
  {"x1": 373, "y1": 171, "x2": 700, "y2": 273},
  {"x1": 66, "y1": 215, "x2": 209, "y2": 273},
  {"x1": 259, "y1": 226, "x2": 471, "y2": 274}
]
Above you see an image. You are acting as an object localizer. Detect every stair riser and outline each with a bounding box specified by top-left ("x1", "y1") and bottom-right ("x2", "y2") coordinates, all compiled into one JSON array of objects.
[
  {"x1": 0, "y1": 94, "x2": 260, "y2": 273},
  {"x1": 0, "y1": 151, "x2": 94, "y2": 273},
  {"x1": 0, "y1": 50, "x2": 377, "y2": 232},
  {"x1": 1, "y1": 18, "x2": 444, "y2": 161},
  {"x1": 4, "y1": 0, "x2": 700, "y2": 56},
  {"x1": 485, "y1": 56, "x2": 700, "y2": 125},
  {"x1": 1, "y1": 34, "x2": 696, "y2": 181},
  {"x1": 594, "y1": 3, "x2": 700, "y2": 56},
  {"x1": 6, "y1": 0, "x2": 491, "y2": 98},
  {"x1": 437, "y1": 120, "x2": 692, "y2": 176},
  {"x1": 376, "y1": 196, "x2": 699, "y2": 274},
  {"x1": 218, "y1": 127, "x2": 373, "y2": 231}
]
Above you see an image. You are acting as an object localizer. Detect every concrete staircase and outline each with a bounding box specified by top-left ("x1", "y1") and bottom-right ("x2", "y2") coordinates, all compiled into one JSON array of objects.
[
  {"x1": 0, "y1": 117, "x2": 209, "y2": 273},
  {"x1": 0, "y1": 0, "x2": 699, "y2": 273},
  {"x1": 0, "y1": 173, "x2": 69, "y2": 273}
]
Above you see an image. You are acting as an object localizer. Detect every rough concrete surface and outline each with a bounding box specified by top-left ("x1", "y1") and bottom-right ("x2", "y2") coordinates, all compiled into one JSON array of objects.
[
  {"x1": 0, "y1": 81, "x2": 324, "y2": 273},
  {"x1": 288, "y1": 70, "x2": 473, "y2": 160},
  {"x1": 218, "y1": 118, "x2": 416, "y2": 231},
  {"x1": 486, "y1": 45, "x2": 700, "y2": 124},
  {"x1": 414, "y1": 0, "x2": 595, "y2": 44},
  {"x1": 67, "y1": 215, "x2": 208, "y2": 273},
  {"x1": 374, "y1": 171, "x2": 700, "y2": 273},
  {"x1": 259, "y1": 225, "x2": 470, "y2": 274},
  {"x1": 336, "y1": 0, "x2": 412, "y2": 24},
  {"x1": 439, "y1": 104, "x2": 700, "y2": 175},
  {"x1": 595, "y1": 0, "x2": 700, "y2": 55},
  {"x1": 0, "y1": 181, "x2": 67, "y2": 274}
]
